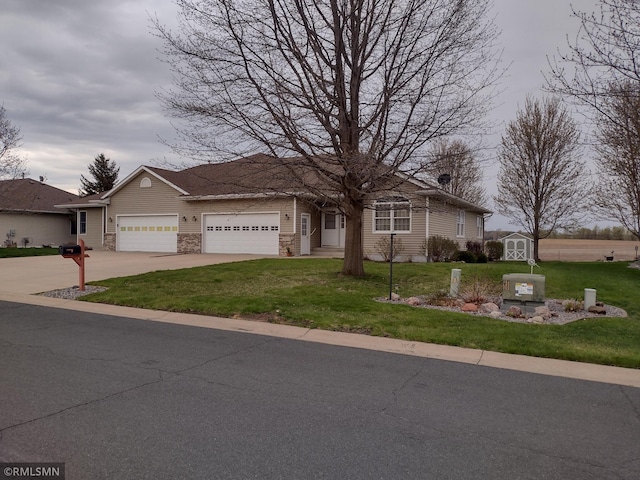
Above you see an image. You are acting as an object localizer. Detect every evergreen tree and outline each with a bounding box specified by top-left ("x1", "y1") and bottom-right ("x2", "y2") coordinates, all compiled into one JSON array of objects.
[{"x1": 79, "y1": 153, "x2": 119, "y2": 196}]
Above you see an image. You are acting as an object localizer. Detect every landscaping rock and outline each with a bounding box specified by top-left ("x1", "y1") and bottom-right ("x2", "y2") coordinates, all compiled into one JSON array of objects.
[
  {"x1": 391, "y1": 293, "x2": 401, "y2": 301},
  {"x1": 588, "y1": 305, "x2": 607, "y2": 315},
  {"x1": 506, "y1": 306, "x2": 522, "y2": 317},
  {"x1": 461, "y1": 303, "x2": 478, "y2": 312},
  {"x1": 406, "y1": 296, "x2": 422, "y2": 306},
  {"x1": 489, "y1": 311, "x2": 503, "y2": 319},
  {"x1": 530, "y1": 316, "x2": 545, "y2": 324},
  {"x1": 480, "y1": 302, "x2": 500, "y2": 314},
  {"x1": 534, "y1": 306, "x2": 552, "y2": 320}
]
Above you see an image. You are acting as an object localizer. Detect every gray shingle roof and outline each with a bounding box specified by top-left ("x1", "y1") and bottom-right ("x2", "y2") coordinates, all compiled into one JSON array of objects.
[{"x1": 0, "y1": 178, "x2": 79, "y2": 213}]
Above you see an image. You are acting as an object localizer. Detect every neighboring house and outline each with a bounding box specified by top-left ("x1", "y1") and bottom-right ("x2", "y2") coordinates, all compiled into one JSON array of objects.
[
  {"x1": 499, "y1": 232, "x2": 534, "y2": 261},
  {"x1": 54, "y1": 192, "x2": 109, "y2": 251},
  {"x1": 56, "y1": 155, "x2": 491, "y2": 260},
  {"x1": 0, "y1": 178, "x2": 78, "y2": 247}
]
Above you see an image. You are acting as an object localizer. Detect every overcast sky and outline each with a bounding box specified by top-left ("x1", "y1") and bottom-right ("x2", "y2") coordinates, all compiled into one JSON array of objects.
[{"x1": 1, "y1": 0, "x2": 602, "y2": 229}]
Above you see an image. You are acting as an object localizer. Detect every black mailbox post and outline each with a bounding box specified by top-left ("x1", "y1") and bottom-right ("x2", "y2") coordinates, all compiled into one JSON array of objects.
[
  {"x1": 59, "y1": 240, "x2": 89, "y2": 290},
  {"x1": 58, "y1": 245, "x2": 82, "y2": 255}
]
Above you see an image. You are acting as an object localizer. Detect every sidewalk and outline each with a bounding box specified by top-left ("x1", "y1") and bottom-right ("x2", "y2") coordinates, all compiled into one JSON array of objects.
[{"x1": 1, "y1": 252, "x2": 639, "y2": 388}]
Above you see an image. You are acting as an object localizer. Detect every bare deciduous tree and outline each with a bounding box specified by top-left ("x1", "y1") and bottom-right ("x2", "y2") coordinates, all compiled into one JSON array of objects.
[
  {"x1": 154, "y1": 0, "x2": 501, "y2": 276},
  {"x1": 592, "y1": 81, "x2": 640, "y2": 240},
  {"x1": 423, "y1": 138, "x2": 487, "y2": 206},
  {"x1": 0, "y1": 105, "x2": 27, "y2": 180},
  {"x1": 547, "y1": 0, "x2": 640, "y2": 124},
  {"x1": 494, "y1": 96, "x2": 587, "y2": 261},
  {"x1": 547, "y1": 0, "x2": 640, "y2": 244}
]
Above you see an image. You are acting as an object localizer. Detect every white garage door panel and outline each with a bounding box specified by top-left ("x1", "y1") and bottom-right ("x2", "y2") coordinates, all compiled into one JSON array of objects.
[
  {"x1": 118, "y1": 215, "x2": 178, "y2": 253},
  {"x1": 204, "y1": 213, "x2": 279, "y2": 254}
]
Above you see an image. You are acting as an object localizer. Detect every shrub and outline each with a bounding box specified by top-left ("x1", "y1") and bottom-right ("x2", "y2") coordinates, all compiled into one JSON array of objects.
[
  {"x1": 453, "y1": 250, "x2": 477, "y2": 263},
  {"x1": 485, "y1": 240, "x2": 504, "y2": 261},
  {"x1": 374, "y1": 236, "x2": 405, "y2": 262},
  {"x1": 466, "y1": 240, "x2": 483, "y2": 255},
  {"x1": 424, "y1": 290, "x2": 460, "y2": 307},
  {"x1": 563, "y1": 299, "x2": 584, "y2": 312},
  {"x1": 426, "y1": 235, "x2": 459, "y2": 262},
  {"x1": 476, "y1": 252, "x2": 488, "y2": 263},
  {"x1": 459, "y1": 274, "x2": 502, "y2": 304}
]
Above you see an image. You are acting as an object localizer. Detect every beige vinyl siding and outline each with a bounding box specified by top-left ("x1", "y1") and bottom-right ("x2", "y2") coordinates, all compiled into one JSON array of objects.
[
  {"x1": 0, "y1": 212, "x2": 76, "y2": 247},
  {"x1": 362, "y1": 189, "x2": 428, "y2": 258},
  {"x1": 428, "y1": 201, "x2": 484, "y2": 250},
  {"x1": 107, "y1": 172, "x2": 183, "y2": 234},
  {"x1": 80, "y1": 208, "x2": 104, "y2": 249},
  {"x1": 464, "y1": 211, "x2": 484, "y2": 245},
  {"x1": 427, "y1": 199, "x2": 459, "y2": 244}
]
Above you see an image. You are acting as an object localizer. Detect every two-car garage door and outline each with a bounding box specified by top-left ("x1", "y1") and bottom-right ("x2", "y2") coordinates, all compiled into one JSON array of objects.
[
  {"x1": 203, "y1": 213, "x2": 279, "y2": 254},
  {"x1": 117, "y1": 215, "x2": 178, "y2": 253},
  {"x1": 116, "y1": 213, "x2": 280, "y2": 254}
]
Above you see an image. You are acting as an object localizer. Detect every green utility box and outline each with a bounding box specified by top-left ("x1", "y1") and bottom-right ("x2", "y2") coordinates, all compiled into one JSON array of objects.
[{"x1": 501, "y1": 274, "x2": 546, "y2": 314}]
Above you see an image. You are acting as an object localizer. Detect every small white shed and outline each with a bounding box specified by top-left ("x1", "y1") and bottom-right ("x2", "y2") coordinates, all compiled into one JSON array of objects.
[{"x1": 499, "y1": 232, "x2": 534, "y2": 261}]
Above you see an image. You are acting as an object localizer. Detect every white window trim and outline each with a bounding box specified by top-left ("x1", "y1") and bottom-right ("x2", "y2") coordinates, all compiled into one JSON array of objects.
[
  {"x1": 79, "y1": 210, "x2": 87, "y2": 235},
  {"x1": 456, "y1": 209, "x2": 465, "y2": 238},
  {"x1": 477, "y1": 215, "x2": 483, "y2": 238},
  {"x1": 373, "y1": 197, "x2": 412, "y2": 233}
]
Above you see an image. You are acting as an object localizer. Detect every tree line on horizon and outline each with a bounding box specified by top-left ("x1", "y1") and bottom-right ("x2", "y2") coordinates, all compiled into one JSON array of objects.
[{"x1": 485, "y1": 225, "x2": 638, "y2": 243}]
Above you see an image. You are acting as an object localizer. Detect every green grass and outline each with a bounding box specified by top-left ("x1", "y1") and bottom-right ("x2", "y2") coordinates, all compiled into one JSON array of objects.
[
  {"x1": 0, "y1": 247, "x2": 59, "y2": 258},
  {"x1": 81, "y1": 259, "x2": 640, "y2": 368}
]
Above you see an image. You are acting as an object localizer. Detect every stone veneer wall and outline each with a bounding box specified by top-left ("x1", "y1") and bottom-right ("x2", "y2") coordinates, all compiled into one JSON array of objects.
[
  {"x1": 178, "y1": 233, "x2": 202, "y2": 254},
  {"x1": 279, "y1": 234, "x2": 296, "y2": 256},
  {"x1": 104, "y1": 233, "x2": 116, "y2": 251}
]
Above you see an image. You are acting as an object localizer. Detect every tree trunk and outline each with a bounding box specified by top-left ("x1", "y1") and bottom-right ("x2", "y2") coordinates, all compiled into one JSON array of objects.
[
  {"x1": 533, "y1": 229, "x2": 540, "y2": 262},
  {"x1": 341, "y1": 203, "x2": 365, "y2": 277}
]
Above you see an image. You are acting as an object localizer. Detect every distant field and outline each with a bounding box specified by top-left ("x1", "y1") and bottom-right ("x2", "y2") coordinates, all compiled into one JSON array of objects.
[{"x1": 539, "y1": 239, "x2": 640, "y2": 262}]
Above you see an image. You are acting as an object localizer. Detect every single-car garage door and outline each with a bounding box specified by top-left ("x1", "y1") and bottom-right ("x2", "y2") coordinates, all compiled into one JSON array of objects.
[
  {"x1": 117, "y1": 215, "x2": 178, "y2": 253},
  {"x1": 203, "y1": 213, "x2": 279, "y2": 254}
]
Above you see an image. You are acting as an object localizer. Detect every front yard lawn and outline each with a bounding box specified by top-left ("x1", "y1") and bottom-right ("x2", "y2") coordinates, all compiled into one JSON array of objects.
[
  {"x1": 0, "y1": 247, "x2": 59, "y2": 258},
  {"x1": 81, "y1": 259, "x2": 640, "y2": 368}
]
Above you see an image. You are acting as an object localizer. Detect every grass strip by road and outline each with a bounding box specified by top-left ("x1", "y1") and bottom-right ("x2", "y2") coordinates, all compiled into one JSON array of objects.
[
  {"x1": 81, "y1": 259, "x2": 640, "y2": 368},
  {"x1": 0, "y1": 247, "x2": 59, "y2": 258}
]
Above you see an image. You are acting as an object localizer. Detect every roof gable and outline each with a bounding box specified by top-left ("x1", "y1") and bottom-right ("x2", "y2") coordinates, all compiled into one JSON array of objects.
[
  {"x1": 498, "y1": 232, "x2": 533, "y2": 241},
  {"x1": 102, "y1": 166, "x2": 189, "y2": 199}
]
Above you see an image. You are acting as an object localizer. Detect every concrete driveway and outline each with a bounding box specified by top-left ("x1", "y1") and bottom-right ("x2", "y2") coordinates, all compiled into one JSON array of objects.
[{"x1": 0, "y1": 251, "x2": 268, "y2": 295}]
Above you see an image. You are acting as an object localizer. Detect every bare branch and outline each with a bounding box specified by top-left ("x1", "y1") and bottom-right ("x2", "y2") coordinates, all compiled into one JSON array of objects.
[
  {"x1": 153, "y1": 0, "x2": 502, "y2": 275},
  {"x1": 0, "y1": 105, "x2": 27, "y2": 180},
  {"x1": 494, "y1": 96, "x2": 588, "y2": 260}
]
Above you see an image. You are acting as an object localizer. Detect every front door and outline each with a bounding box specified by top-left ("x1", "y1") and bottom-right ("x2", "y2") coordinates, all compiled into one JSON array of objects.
[
  {"x1": 321, "y1": 211, "x2": 345, "y2": 247},
  {"x1": 301, "y1": 214, "x2": 311, "y2": 255}
]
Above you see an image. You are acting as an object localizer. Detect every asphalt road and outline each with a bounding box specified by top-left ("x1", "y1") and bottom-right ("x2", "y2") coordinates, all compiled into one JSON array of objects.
[{"x1": 1, "y1": 301, "x2": 639, "y2": 480}]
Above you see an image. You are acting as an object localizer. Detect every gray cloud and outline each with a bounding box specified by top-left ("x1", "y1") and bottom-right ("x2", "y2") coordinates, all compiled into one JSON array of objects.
[{"x1": 1, "y1": 0, "x2": 604, "y2": 228}]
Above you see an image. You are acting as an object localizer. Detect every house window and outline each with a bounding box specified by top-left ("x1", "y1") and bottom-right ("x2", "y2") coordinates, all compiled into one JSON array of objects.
[
  {"x1": 374, "y1": 197, "x2": 411, "y2": 233},
  {"x1": 456, "y1": 210, "x2": 465, "y2": 237},
  {"x1": 79, "y1": 211, "x2": 87, "y2": 235},
  {"x1": 477, "y1": 216, "x2": 483, "y2": 238},
  {"x1": 140, "y1": 177, "x2": 152, "y2": 188}
]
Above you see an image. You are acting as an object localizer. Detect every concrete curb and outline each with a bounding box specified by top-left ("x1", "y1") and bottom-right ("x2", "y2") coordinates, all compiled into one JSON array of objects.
[{"x1": 2, "y1": 291, "x2": 639, "y2": 388}]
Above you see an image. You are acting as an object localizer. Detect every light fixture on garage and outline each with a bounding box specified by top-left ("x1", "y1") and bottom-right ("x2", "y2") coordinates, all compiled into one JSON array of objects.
[
  {"x1": 182, "y1": 216, "x2": 187, "y2": 222},
  {"x1": 192, "y1": 216, "x2": 197, "y2": 222},
  {"x1": 285, "y1": 213, "x2": 290, "y2": 220},
  {"x1": 108, "y1": 217, "x2": 113, "y2": 222}
]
